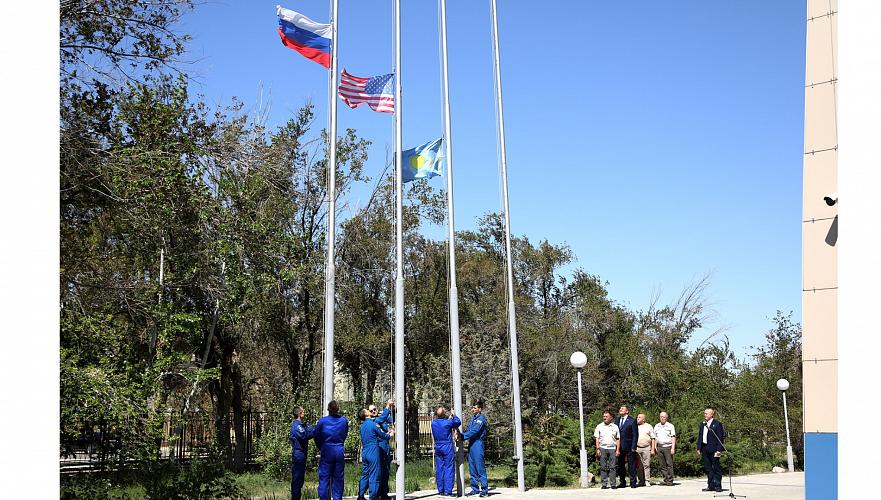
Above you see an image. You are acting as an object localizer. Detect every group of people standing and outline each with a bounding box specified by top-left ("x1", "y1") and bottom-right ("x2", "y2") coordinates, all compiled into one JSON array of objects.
[
  {"x1": 287, "y1": 398, "x2": 490, "y2": 500},
  {"x1": 288, "y1": 400, "x2": 350, "y2": 500},
  {"x1": 430, "y1": 400, "x2": 489, "y2": 498},
  {"x1": 288, "y1": 399, "x2": 396, "y2": 500},
  {"x1": 290, "y1": 400, "x2": 725, "y2": 498},
  {"x1": 592, "y1": 405, "x2": 725, "y2": 492}
]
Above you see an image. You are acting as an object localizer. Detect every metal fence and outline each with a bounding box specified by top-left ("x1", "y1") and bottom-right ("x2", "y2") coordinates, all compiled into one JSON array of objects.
[
  {"x1": 60, "y1": 410, "x2": 268, "y2": 472},
  {"x1": 61, "y1": 412, "x2": 505, "y2": 472}
]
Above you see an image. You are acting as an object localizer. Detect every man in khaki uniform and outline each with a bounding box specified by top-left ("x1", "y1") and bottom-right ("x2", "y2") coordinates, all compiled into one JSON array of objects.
[
  {"x1": 653, "y1": 411, "x2": 676, "y2": 486},
  {"x1": 635, "y1": 413, "x2": 655, "y2": 486},
  {"x1": 594, "y1": 410, "x2": 621, "y2": 489}
]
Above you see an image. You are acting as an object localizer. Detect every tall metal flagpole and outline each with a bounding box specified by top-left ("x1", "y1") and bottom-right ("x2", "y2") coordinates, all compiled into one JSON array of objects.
[
  {"x1": 322, "y1": 0, "x2": 341, "y2": 414},
  {"x1": 490, "y1": 0, "x2": 525, "y2": 491},
  {"x1": 438, "y1": 0, "x2": 465, "y2": 495},
  {"x1": 393, "y1": 0, "x2": 406, "y2": 498}
]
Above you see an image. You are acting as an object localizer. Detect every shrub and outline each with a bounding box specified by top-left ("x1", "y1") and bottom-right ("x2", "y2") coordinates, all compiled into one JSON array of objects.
[
  {"x1": 507, "y1": 414, "x2": 580, "y2": 487},
  {"x1": 255, "y1": 429, "x2": 292, "y2": 482},
  {"x1": 60, "y1": 475, "x2": 129, "y2": 500},
  {"x1": 140, "y1": 452, "x2": 241, "y2": 499}
]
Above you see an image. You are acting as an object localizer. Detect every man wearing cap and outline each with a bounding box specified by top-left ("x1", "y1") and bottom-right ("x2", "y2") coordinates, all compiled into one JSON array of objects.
[
  {"x1": 463, "y1": 400, "x2": 489, "y2": 497},
  {"x1": 653, "y1": 411, "x2": 676, "y2": 486}
]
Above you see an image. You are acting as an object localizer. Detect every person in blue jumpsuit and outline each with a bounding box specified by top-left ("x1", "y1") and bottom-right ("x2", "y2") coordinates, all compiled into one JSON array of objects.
[
  {"x1": 463, "y1": 400, "x2": 488, "y2": 497},
  {"x1": 289, "y1": 406, "x2": 315, "y2": 500},
  {"x1": 373, "y1": 399, "x2": 394, "y2": 500},
  {"x1": 431, "y1": 405, "x2": 461, "y2": 496},
  {"x1": 357, "y1": 405, "x2": 379, "y2": 500},
  {"x1": 356, "y1": 407, "x2": 393, "y2": 500},
  {"x1": 314, "y1": 400, "x2": 349, "y2": 500},
  {"x1": 357, "y1": 400, "x2": 394, "y2": 500}
]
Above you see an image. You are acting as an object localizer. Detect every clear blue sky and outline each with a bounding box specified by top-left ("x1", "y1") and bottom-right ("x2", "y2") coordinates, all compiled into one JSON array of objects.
[{"x1": 179, "y1": 1, "x2": 806, "y2": 357}]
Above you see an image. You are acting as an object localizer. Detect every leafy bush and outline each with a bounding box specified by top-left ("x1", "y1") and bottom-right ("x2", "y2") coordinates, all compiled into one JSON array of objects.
[
  {"x1": 256, "y1": 430, "x2": 292, "y2": 482},
  {"x1": 140, "y1": 452, "x2": 241, "y2": 499},
  {"x1": 60, "y1": 475, "x2": 130, "y2": 500}
]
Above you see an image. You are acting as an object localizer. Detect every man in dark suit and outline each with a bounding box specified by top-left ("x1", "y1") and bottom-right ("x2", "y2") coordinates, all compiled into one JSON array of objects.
[
  {"x1": 615, "y1": 405, "x2": 638, "y2": 488},
  {"x1": 696, "y1": 407, "x2": 725, "y2": 492}
]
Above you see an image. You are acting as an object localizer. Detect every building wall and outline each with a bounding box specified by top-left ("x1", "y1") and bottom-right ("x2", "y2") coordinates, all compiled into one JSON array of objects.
[{"x1": 802, "y1": 1, "x2": 837, "y2": 498}]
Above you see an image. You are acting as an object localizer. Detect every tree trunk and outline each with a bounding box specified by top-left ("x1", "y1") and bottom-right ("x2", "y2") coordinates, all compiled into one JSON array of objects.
[
  {"x1": 231, "y1": 355, "x2": 246, "y2": 472},
  {"x1": 406, "y1": 379, "x2": 419, "y2": 457},
  {"x1": 365, "y1": 368, "x2": 377, "y2": 404},
  {"x1": 215, "y1": 346, "x2": 233, "y2": 467}
]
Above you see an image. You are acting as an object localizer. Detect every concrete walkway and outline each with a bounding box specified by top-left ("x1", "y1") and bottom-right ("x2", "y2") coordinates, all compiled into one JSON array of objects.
[{"x1": 399, "y1": 472, "x2": 804, "y2": 500}]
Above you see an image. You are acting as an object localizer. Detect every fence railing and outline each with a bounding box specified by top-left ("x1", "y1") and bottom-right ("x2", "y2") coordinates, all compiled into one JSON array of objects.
[
  {"x1": 60, "y1": 412, "x2": 506, "y2": 472},
  {"x1": 60, "y1": 410, "x2": 268, "y2": 471}
]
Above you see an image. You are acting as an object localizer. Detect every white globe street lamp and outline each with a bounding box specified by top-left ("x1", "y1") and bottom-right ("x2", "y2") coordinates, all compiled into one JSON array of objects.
[
  {"x1": 570, "y1": 351, "x2": 589, "y2": 487},
  {"x1": 776, "y1": 378, "x2": 794, "y2": 472}
]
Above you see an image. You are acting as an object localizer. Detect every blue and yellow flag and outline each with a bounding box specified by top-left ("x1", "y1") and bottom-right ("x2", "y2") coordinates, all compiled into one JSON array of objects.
[{"x1": 402, "y1": 138, "x2": 444, "y2": 183}]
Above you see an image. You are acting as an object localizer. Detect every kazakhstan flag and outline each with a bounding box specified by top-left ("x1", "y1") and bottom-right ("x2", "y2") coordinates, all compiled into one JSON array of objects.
[{"x1": 402, "y1": 138, "x2": 444, "y2": 183}]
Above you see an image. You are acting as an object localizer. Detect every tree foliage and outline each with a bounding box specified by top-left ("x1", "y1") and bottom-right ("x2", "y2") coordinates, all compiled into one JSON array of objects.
[{"x1": 59, "y1": 1, "x2": 803, "y2": 489}]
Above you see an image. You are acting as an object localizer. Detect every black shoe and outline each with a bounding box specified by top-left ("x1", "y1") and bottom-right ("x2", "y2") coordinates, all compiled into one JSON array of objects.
[
  {"x1": 611, "y1": 485, "x2": 617, "y2": 489},
  {"x1": 702, "y1": 487, "x2": 714, "y2": 491},
  {"x1": 601, "y1": 485, "x2": 609, "y2": 489},
  {"x1": 715, "y1": 487, "x2": 723, "y2": 492},
  {"x1": 479, "y1": 493, "x2": 487, "y2": 498}
]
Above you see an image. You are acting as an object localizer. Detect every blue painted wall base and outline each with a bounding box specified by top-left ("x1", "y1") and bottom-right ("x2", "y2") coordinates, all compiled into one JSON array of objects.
[{"x1": 805, "y1": 432, "x2": 837, "y2": 500}]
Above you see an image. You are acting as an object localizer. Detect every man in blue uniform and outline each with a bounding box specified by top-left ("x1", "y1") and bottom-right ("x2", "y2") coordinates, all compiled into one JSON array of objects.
[
  {"x1": 431, "y1": 405, "x2": 462, "y2": 497},
  {"x1": 357, "y1": 405, "x2": 377, "y2": 500},
  {"x1": 373, "y1": 399, "x2": 395, "y2": 500},
  {"x1": 314, "y1": 400, "x2": 349, "y2": 500},
  {"x1": 462, "y1": 400, "x2": 488, "y2": 497},
  {"x1": 357, "y1": 406, "x2": 393, "y2": 500},
  {"x1": 289, "y1": 406, "x2": 315, "y2": 500}
]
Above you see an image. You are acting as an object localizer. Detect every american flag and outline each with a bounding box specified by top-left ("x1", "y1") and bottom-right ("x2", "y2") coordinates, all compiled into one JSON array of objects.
[{"x1": 338, "y1": 69, "x2": 395, "y2": 113}]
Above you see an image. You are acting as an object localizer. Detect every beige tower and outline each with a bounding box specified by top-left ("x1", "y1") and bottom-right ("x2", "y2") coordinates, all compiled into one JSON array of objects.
[{"x1": 802, "y1": 1, "x2": 837, "y2": 499}]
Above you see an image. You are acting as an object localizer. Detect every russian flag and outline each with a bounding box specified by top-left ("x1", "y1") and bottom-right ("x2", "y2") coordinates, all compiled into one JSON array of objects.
[{"x1": 276, "y1": 5, "x2": 332, "y2": 68}]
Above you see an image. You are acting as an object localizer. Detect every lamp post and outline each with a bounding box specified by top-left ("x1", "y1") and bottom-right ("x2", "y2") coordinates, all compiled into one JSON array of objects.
[
  {"x1": 776, "y1": 378, "x2": 795, "y2": 472},
  {"x1": 570, "y1": 351, "x2": 589, "y2": 487}
]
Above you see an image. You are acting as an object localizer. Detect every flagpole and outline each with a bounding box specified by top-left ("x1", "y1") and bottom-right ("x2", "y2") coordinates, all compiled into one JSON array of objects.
[
  {"x1": 438, "y1": 0, "x2": 465, "y2": 495},
  {"x1": 322, "y1": 0, "x2": 340, "y2": 415},
  {"x1": 490, "y1": 0, "x2": 525, "y2": 491},
  {"x1": 393, "y1": 0, "x2": 406, "y2": 498}
]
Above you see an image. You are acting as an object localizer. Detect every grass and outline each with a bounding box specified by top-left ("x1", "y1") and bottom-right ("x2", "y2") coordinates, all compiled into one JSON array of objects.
[
  {"x1": 243, "y1": 459, "x2": 511, "y2": 499},
  {"x1": 61, "y1": 459, "x2": 786, "y2": 499}
]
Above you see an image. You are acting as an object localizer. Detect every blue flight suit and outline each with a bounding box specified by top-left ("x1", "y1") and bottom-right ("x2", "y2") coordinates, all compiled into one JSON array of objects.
[
  {"x1": 374, "y1": 408, "x2": 393, "y2": 498},
  {"x1": 289, "y1": 418, "x2": 315, "y2": 500},
  {"x1": 463, "y1": 413, "x2": 488, "y2": 496},
  {"x1": 431, "y1": 414, "x2": 462, "y2": 495},
  {"x1": 314, "y1": 413, "x2": 349, "y2": 500},
  {"x1": 358, "y1": 419, "x2": 390, "y2": 499}
]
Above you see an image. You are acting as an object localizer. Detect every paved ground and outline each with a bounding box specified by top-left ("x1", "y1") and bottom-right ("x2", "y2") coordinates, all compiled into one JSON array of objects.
[{"x1": 398, "y1": 472, "x2": 804, "y2": 500}]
